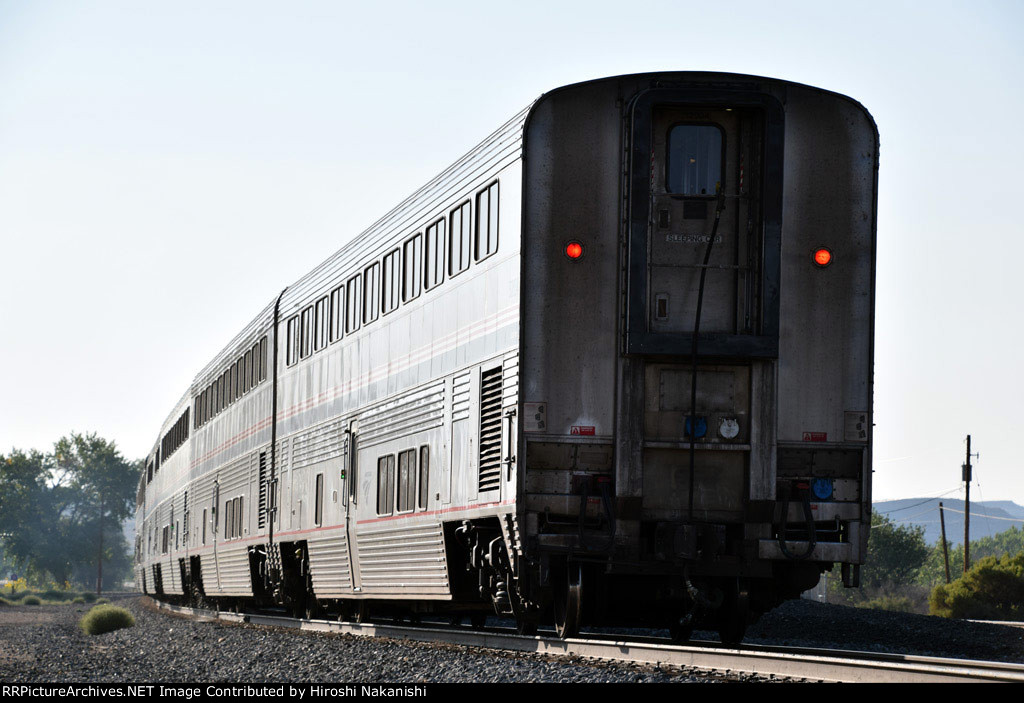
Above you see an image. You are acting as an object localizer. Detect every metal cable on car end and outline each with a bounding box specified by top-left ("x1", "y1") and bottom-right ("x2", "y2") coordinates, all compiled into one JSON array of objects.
[{"x1": 687, "y1": 186, "x2": 728, "y2": 522}]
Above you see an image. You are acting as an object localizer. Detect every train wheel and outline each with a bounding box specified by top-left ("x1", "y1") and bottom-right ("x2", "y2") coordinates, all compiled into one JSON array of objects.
[
  {"x1": 515, "y1": 613, "x2": 538, "y2": 636},
  {"x1": 717, "y1": 583, "x2": 750, "y2": 646},
  {"x1": 304, "y1": 598, "x2": 322, "y2": 620},
  {"x1": 553, "y1": 562, "x2": 582, "y2": 639},
  {"x1": 670, "y1": 614, "x2": 694, "y2": 643},
  {"x1": 352, "y1": 601, "x2": 369, "y2": 623}
]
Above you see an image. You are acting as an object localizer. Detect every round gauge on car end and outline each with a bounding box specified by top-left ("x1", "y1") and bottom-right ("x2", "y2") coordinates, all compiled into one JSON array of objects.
[
  {"x1": 719, "y1": 418, "x2": 739, "y2": 439},
  {"x1": 811, "y1": 478, "x2": 834, "y2": 501}
]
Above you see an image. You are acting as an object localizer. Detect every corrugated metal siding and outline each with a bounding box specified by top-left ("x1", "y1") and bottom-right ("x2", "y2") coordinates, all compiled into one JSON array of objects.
[
  {"x1": 452, "y1": 371, "x2": 471, "y2": 421},
  {"x1": 307, "y1": 530, "x2": 352, "y2": 596},
  {"x1": 358, "y1": 381, "x2": 445, "y2": 448},
  {"x1": 355, "y1": 522, "x2": 449, "y2": 595},
  {"x1": 200, "y1": 552, "x2": 219, "y2": 593},
  {"x1": 210, "y1": 545, "x2": 252, "y2": 597},
  {"x1": 292, "y1": 418, "x2": 348, "y2": 470}
]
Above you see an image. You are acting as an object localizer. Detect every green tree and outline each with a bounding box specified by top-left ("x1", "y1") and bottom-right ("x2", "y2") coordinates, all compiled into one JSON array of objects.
[
  {"x1": 0, "y1": 448, "x2": 75, "y2": 584},
  {"x1": 53, "y1": 433, "x2": 139, "y2": 592},
  {"x1": 862, "y1": 510, "x2": 930, "y2": 587},
  {"x1": 929, "y1": 552, "x2": 1024, "y2": 620},
  {"x1": 0, "y1": 433, "x2": 139, "y2": 589},
  {"x1": 917, "y1": 526, "x2": 1024, "y2": 587}
]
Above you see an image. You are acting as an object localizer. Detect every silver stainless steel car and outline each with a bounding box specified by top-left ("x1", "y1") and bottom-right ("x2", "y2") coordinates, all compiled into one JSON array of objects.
[{"x1": 136, "y1": 72, "x2": 877, "y2": 643}]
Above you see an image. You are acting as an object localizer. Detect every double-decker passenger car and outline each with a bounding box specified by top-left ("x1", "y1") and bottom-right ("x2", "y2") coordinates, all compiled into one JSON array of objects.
[{"x1": 136, "y1": 71, "x2": 877, "y2": 643}]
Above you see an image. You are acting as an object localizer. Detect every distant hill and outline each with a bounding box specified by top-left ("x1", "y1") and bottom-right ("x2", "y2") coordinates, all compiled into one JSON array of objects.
[{"x1": 874, "y1": 498, "x2": 1024, "y2": 545}]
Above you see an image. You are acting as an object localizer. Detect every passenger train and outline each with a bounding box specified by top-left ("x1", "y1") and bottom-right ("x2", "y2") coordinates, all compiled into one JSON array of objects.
[{"x1": 136, "y1": 72, "x2": 878, "y2": 643}]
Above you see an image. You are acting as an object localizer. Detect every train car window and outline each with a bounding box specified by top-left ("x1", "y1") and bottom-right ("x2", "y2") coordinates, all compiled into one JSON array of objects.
[
  {"x1": 259, "y1": 336, "x2": 268, "y2": 382},
  {"x1": 475, "y1": 181, "x2": 499, "y2": 261},
  {"x1": 314, "y1": 297, "x2": 328, "y2": 351},
  {"x1": 376, "y1": 454, "x2": 395, "y2": 516},
  {"x1": 345, "y1": 274, "x2": 362, "y2": 334},
  {"x1": 212, "y1": 379, "x2": 220, "y2": 416},
  {"x1": 235, "y1": 496, "x2": 243, "y2": 538},
  {"x1": 244, "y1": 350, "x2": 254, "y2": 393},
  {"x1": 314, "y1": 473, "x2": 324, "y2": 526},
  {"x1": 225, "y1": 500, "x2": 233, "y2": 539},
  {"x1": 382, "y1": 248, "x2": 400, "y2": 315},
  {"x1": 397, "y1": 449, "x2": 415, "y2": 513},
  {"x1": 329, "y1": 285, "x2": 344, "y2": 343},
  {"x1": 418, "y1": 445, "x2": 429, "y2": 511},
  {"x1": 424, "y1": 218, "x2": 446, "y2": 291},
  {"x1": 287, "y1": 315, "x2": 299, "y2": 366},
  {"x1": 300, "y1": 306, "x2": 313, "y2": 360},
  {"x1": 251, "y1": 342, "x2": 260, "y2": 386},
  {"x1": 161, "y1": 526, "x2": 169, "y2": 554},
  {"x1": 448, "y1": 200, "x2": 472, "y2": 277},
  {"x1": 403, "y1": 233, "x2": 422, "y2": 302},
  {"x1": 666, "y1": 124, "x2": 724, "y2": 196},
  {"x1": 202, "y1": 508, "x2": 207, "y2": 545},
  {"x1": 363, "y1": 262, "x2": 380, "y2": 325}
]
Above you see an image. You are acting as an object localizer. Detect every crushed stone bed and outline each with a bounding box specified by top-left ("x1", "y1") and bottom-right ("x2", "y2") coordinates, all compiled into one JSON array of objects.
[{"x1": 0, "y1": 597, "x2": 732, "y2": 683}]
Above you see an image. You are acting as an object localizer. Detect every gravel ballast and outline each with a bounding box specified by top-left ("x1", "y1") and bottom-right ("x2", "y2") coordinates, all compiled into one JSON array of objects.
[
  {"x1": 738, "y1": 598, "x2": 1024, "y2": 662},
  {"x1": 0, "y1": 597, "x2": 721, "y2": 683},
  {"x1": 2, "y1": 595, "x2": 1021, "y2": 683}
]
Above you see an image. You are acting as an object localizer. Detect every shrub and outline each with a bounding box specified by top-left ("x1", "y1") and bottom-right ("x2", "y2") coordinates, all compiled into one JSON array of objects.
[
  {"x1": 82, "y1": 592, "x2": 98, "y2": 603},
  {"x1": 79, "y1": 604, "x2": 134, "y2": 635},
  {"x1": 854, "y1": 595, "x2": 914, "y2": 612},
  {"x1": 40, "y1": 589, "x2": 67, "y2": 601},
  {"x1": 20, "y1": 595, "x2": 42, "y2": 605},
  {"x1": 930, "y1": 552, "x2": 1024, "y2": 620},
  {"x1": 72, "y1": 596, "x2": 86, "y2": 604},
  {"x1": 0, "y1": 597, "x2": 9, "y2": 606},
  {"x1": 96, "y1": 597, "x2": 110, "y2": 605}
]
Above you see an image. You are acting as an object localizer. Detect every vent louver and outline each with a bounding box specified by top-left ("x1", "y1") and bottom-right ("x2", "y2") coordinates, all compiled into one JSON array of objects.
[
  {"x1": 258, "y1": 452, "x2": 268, "y2": 529},
  {"x1": 478, "y1": 366, "x2": 503, "y2": 493}
]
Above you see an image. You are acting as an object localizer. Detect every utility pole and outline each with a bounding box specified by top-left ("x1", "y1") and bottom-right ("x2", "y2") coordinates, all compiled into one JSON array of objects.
[
  {"x1": 962, "y1": 435, "x2": 978, "y2": 575},
  {"x1": 97, "y1": 491, "x2": 104, "y2": 595},
  {"x1": 939, "y1": 502, "x2": 951, "y2": 584}
]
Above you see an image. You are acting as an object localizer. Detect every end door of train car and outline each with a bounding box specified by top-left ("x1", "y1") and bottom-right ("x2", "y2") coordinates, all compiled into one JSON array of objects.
[{"x1": 520, "y1": 73, "x2": 877, "y2": 640}]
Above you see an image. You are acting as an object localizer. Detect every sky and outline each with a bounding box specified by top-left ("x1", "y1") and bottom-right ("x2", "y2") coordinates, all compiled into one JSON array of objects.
[{"x1": 1, "y1": 1, "x2": 1022, "y2": 505}]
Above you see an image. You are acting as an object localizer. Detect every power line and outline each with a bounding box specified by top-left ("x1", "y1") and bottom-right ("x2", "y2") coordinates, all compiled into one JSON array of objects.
[
  {"x1": 878, "y1": 488, "x2": 962, "y2": 515},
  {"x1": 938, "y1": 505, "x2": 1024, "y2": 523}
]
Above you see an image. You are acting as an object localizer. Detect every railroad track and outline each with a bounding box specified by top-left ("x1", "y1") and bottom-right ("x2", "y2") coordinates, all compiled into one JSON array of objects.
[{"x1": 151, "y1": 599, "x2": 1024, "y2": 683}]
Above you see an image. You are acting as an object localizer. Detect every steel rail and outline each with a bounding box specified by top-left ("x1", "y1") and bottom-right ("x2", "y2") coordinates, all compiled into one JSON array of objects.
[{"x1": 150, "y1": 599, "x2": 1024, "y2": 683}]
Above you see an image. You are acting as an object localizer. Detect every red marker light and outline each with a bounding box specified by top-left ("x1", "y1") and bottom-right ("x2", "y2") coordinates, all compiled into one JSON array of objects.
[
  {"x1": 813, "y1": 248, "x2": 833, "y2": 267},
  {"x1": 565, "y1": 241, "x2": 583, "y2": 260}
]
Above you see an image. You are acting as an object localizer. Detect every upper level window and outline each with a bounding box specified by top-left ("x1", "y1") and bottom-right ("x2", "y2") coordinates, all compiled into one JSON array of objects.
[
  {"x1": 666, "y1": 124, "x2": 723, "y2": 196},
  {"x1": 382, "y1": 249, "x2": 400, "y2": 315},
  {"x1": 287, "y1": 315, "x2": 299, "y2": 366},
  {"x1": 345, "y1": 274, "x2": 362, "y2": 334},
  {"x1": 424, "y1": 218, "x2": 445, "y2": 291},
  {"x1": 403, "y1": 234, "x2": 422, "y2": 303},
  {"x1": 300, "y1": 306, "x2": 313, "y2": 360},
  {"x1": 329, "y1": 285, "x2": 344, "y2": 343},
  {"x1": 475, "y1": 181, "x2": 499, "y2": 262},
  {"x1": 363, "y1": 262, "x2": 380, "y2": 324},
  {"x1": 314, "y1": 296, "x2": 328, "y2": 351},
  {"x1": 448, "y1": 201, "x2": 472, "y2": 277}
]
